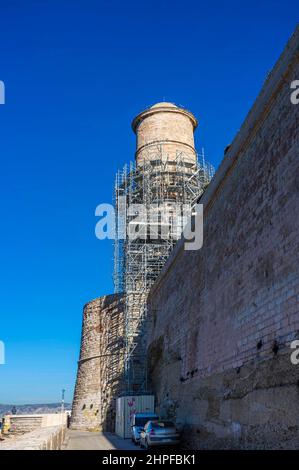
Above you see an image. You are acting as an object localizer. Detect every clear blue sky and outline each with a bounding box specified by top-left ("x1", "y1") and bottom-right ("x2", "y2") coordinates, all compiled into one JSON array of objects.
[{"x1": 0, "y1": 0, "x2": 297, "y2": 404}]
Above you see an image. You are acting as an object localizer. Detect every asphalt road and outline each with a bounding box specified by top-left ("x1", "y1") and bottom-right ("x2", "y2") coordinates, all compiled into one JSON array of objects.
[{"x1": 63, "y1": 430, "x2": 140, "y2": 450}]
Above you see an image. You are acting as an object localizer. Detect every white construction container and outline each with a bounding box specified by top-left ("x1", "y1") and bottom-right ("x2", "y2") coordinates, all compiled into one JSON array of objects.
[{"x1": 115, "y1": 395, "x2": 155, "y2": 438}]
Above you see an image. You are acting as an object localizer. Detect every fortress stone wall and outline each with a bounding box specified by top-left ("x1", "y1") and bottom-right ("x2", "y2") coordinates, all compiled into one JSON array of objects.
[
  {"x1": 70, "y1": 294, "x2": 124, "y2": 431},
  {"x1": 146, "y1": 27, "x2": 299, "y2": 449}
]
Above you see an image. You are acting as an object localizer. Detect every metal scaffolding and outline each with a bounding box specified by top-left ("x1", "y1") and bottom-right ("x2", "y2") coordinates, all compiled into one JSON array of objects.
[{"x1": 114, "y1": 147, "x2": 214, "y2": 393}]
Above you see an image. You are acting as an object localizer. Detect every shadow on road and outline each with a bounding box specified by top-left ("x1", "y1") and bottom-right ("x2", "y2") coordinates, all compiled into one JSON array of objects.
[{"x1": 64, "y1": 430, "x2": 141, "y2": 450}]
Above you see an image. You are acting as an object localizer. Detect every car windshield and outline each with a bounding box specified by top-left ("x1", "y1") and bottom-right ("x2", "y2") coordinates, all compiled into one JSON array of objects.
[
  {"x1": 151, "y1": 421, "x2": 175, "y2": 428},
  {"x1": 135, "y1": 417, "x2": 154, "y2": 426}
]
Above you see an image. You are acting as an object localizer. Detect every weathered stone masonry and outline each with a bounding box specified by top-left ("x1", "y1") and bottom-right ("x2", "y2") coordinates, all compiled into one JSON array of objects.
[
  {"x1": 146, "y1": 27, "x2": 299, "y2": 449},
  {"x1": 70, "y1": 294, "x2": 124, "y2": 431}
]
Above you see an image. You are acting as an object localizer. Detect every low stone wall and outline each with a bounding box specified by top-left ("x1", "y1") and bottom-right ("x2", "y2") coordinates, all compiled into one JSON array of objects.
[
  {"x1": 0, "y1": 425, "x2": 66, "y2": 450},
  {"x1": 2, "y1": 413, "x2": 68, "y2": 435},
  {"x1": 9, "y1": 415, "x2": 43, "y2": 434}
]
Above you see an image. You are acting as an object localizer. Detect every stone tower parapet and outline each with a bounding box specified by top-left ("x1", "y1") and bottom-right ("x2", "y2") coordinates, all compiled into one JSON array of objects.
[{"x1": 132, "y1": 102, "x2": 198, "y2": 166}]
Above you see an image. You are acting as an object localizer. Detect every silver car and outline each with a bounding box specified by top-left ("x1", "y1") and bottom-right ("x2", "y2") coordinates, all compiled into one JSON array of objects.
[
  {"x1": 131, "y1": 413, "x2": 159, "y2": 444},
  {"x1": 140, "y1": 420, "x2": 180, "y2": 448}
]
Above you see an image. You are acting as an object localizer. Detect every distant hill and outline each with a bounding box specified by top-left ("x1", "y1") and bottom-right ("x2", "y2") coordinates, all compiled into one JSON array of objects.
[{"x1": 0, "y1": 403, "x2": 71, "y2": 418}]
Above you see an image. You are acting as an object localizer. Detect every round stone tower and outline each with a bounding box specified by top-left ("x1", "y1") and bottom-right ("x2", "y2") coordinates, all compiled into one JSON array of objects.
[
  {"x1": 70, "y1": 294, "x2": 124, "y2": 431},
  {"x1": 132, "y1": 102, "x2": 198, "y2": 166},
  {"x1": 119, "y1": 103, "x2": 204, "y2": 393}
]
